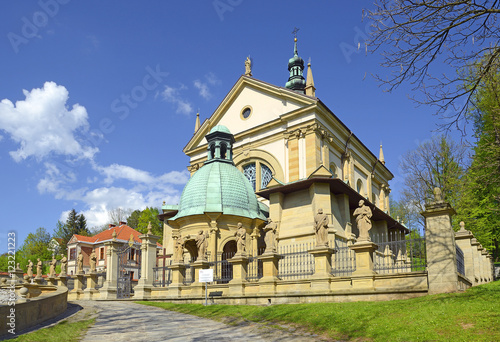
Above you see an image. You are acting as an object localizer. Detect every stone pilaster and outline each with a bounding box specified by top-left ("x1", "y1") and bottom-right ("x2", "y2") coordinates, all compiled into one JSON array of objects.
[
  {"x1": 481, "y1": 249, "x2": 489, "y2": 282},
  {"x1": 308, "y1": 246, "x2": 335, "y2": 291},
  {"x1": 190, "y1": 260, "x2": 210, "y2": 297},
  {"x1": 167, "y1": 263, "x2": 186, "y2": 297},
  {"x1": 70, "y1": 274, "x2": 85, "y2": 299},
  {"x1": 100, "y1": 240, "x2": 120, "y2": 299},
  {"x1": 228, "y1": 255, "x2": 248, "y2": 296},
  {"x1": 134, "y1": 232, "x2": 160, "y2": 300},
  {"x1": 47, "y1": 276, "x2": 58, "y2": 287},
  {"x1": 82, "y1": 273, "x2": 99, "y2": 300},
  {"x1": 421, "y1": 194, "x2": 458, "y2": 294},
  {"x1": 454, "y1": 223, "x2": 475, "y2": 284},
  {"x1": 57, "y1": 275, "x2": 69, "y2": 288},
  {"x1": 471, "y1": 238, "x2": 481, "y2": 285}
]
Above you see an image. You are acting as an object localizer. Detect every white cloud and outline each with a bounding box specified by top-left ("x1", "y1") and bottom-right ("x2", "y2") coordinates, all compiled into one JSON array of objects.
[
  {"x1": 161, "y1": 85, "x2": 193, "y2": 115},
  {"x1": 205, "y1": 72, "x2": 221, "y2": 85},
  {"x1": 194, "y1": 80, "x2": 211, "y2": 100},
  {"x1": 0, "y1": 82, "x2": 98, "y2": 162}
]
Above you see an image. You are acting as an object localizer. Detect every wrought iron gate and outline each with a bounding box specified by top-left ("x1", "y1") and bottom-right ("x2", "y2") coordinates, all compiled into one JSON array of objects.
[{"x1": 116, "y1": 240, "x2": 141, "y2": 299}]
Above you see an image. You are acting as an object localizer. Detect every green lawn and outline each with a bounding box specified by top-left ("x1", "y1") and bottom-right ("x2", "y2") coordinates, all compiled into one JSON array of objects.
[
  {"x1": 137, "y1": 280, "x2": 500, "y2": 341},
  {"x1": 7, "y1": 318, "x2": 95, "y2": 342}
]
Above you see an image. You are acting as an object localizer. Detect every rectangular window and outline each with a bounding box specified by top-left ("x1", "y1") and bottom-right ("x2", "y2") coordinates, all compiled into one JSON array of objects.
[
  {"x1": 130, "y1": 249, "x2": 135, "y2": 261},
  {"x1": 99, "y1": 247, "x2": 105, "y2": 260},
  {"x1": 69, "y1": 248, "x2": 76, "y2": 260}
]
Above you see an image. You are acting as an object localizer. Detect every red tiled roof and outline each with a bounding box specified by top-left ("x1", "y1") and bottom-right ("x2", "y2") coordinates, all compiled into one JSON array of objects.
[{"x1": 69, "y1": 224, "x2": 162, "y2": 247}]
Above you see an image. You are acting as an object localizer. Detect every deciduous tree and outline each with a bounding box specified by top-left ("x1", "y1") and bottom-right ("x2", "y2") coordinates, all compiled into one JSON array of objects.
[{"x1": 367, "y1": 1, "x2": 500, "y2": 131}]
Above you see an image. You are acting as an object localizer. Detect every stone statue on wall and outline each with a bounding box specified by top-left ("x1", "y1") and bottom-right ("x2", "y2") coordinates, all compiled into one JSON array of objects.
[
  {"x1": 26, "y1": 260, "x2": 33, "y2": 278},
  {"x1": 433, "y1": 187, "x2": 443, "y2": 202},
  {"x1": 60, "y1": 254, "x2": 67, "y2": 276},
  {"x1": 314, "y1": 209, "x2": 329, "y2": 247},
  {"x1": 195, "y1": 230, "x2": 209, "y2": 261},
  {"x1": 353, "y1": 200, "x2": 373, "y2": 242},
  {"x1": 49, "y1": 256, "x2": 57, "y2": 277},
  {"x1": 263, "y1": 218, "x2": 278, "y2": 253},
  {"x1": 77, "y1": 251, "x2": 84, "y2": 274},
  {"x1": 235, "y1": 222, "x2": 247, "y2": 255},
  {"x1": 89, "y1": 250, "x2": 97, "y2": 273},
  {"x1": 245, "y1": 56, "x2": 252, "y2": 76},
  {"x1": 36, "y1": 258, "x2": 42, "y2": 278},
  {"x1": 173, "y1": 236, "x2": 186, "y2": 263}
]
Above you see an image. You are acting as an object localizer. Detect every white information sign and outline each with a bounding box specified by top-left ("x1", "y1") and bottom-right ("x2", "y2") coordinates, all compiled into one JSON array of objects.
[{"x1": 199, "y1": 269, "x2": 214, "y2": 283}]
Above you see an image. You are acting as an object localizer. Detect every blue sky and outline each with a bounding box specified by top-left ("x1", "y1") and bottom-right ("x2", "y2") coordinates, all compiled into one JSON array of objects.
[{"x1": 0, "y1": 1, "x2": 459, "y2": 252}]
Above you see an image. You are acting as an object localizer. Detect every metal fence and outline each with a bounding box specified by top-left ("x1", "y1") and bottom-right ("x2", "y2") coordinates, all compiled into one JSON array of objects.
[
  {"x1": 278, "y1": 242, "x2": 314, "y2": 280},
  {"x1": 331, "y1": 239, "x2": 356, "y2": 276},
  {"x1": 373, "y1": 232, "x2": 427, "y2": 274},
  {"x1": 247, "y1": 247, "x2": 265, "y2": 282},
  {"x1": 209, "y1": 256, "x2": 233, "y2": 284},
  {"x1": 456, "y1": 245, "x2": 465, "y2": 276},
  {"x1": 153, "y1": 259, "x2": 172, "y2": 287}
]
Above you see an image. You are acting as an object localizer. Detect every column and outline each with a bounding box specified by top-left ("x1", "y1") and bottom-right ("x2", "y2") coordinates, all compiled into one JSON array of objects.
[
  {"x1": 471, "y1": 238, "x2": 481, "y2": 285},
  {"x1": 82, "y1": 273, "x2": 99, "y2": 300},
  {"x1": 134, "y1": 231, "x2": 161, "y2": 300},
  {"x1": 287, "y1": 131, "x2": 300, "y2": 181},
  {"x1": 308, "y1": 246, "x2": 335, "y2": 291},
  {"x1": 454, "y1": 222, "x2": 475, "y2": 284},
  {"x1": 100, "y1": 240, "x2": 120, "y2": 299},
  {"x1": 421, "y1": 189, "x2": 459, "y2": 294},
  {"x1": 228, "y1": 255, "x2": 249, "y2": 296}
]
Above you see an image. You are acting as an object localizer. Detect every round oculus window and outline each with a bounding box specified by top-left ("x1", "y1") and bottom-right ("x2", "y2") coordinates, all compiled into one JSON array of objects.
[{"x1": 241, "y1": 107, "x2": 251, "y2": 119}]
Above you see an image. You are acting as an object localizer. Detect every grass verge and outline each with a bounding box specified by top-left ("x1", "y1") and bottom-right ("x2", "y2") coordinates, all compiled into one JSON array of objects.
[
  {"x1": 137, "y1": 280, "x2": 500, "y2": 341},
  {"x1": 7, "y1": 317, "x2": 95, "y2": 342}
]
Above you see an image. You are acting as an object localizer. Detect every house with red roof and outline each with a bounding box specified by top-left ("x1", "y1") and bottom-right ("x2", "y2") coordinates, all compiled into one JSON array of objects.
[{"x1": 66, "y1": 222, "x2": 161, "y2": 277}]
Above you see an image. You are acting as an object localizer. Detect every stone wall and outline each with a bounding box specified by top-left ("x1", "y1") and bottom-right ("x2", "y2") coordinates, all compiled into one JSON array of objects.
[{"x1": 0, "y1": 286, "x2": 67, "y2": 337}]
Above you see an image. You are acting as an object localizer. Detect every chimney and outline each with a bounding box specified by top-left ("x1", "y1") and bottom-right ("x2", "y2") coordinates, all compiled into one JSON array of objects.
[
  {"x1": 119, "y1": 221, "x2": 127, "y2": 226},
  {"x1": 108, "y1": 223, "x2": 116, "y2": 228}
]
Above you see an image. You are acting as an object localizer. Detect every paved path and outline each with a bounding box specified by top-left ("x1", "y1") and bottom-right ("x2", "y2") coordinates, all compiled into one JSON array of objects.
[{"x1": 74, "y1": 301, "x2": 328, "y2": 342}]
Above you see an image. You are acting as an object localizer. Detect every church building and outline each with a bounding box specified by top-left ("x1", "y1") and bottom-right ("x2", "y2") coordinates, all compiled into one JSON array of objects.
[{"x1": 159, "y1": 36, "x2": 406, "y2": 263}]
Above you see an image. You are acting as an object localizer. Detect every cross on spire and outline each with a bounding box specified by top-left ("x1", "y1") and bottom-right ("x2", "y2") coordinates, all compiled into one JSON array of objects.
[{"x1": 292, "y1": 27, "x2": 300, "y2": 38}]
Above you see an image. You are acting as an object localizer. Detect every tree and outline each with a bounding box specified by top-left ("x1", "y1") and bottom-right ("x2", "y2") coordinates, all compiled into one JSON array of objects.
[
  {"x1": 399, "y1": 135, "x2": 468, "y2": 228},
  {"x1": 53, "y1": 210, "x2": 90, "y2": 254},
  {"x1": 16, "y1": 227, "x2": 53, "y2": 274},
  {"x1": 457, "y1": 61, "x2": 500, "y2": 260},
  {"x1": 389, "y1": 196, "x2": 420, "y2": 233},
  {"x1": 367, "y1": 1, "x2": 500, "y2": 131},
  {"x1": 127, "y1": 209, "x2": 141, "y2": 230},
  {"x1": 108, "y1": 208, "x2": 132, "y2": 226},
  {"x1": 76, "y1": 214, "x2": 89, "y2": 235},
  {"x1": 137, "y1": 207, "x2": 163, "y2": 239}
]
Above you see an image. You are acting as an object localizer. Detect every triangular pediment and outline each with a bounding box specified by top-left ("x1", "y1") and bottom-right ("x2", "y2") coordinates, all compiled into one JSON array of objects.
[
  {"x1": 184, "y1": 76, "x2": 317, "y2": 154},
  {"x1": 308, "y1": 165, "x2": 334, "y2": 179}
]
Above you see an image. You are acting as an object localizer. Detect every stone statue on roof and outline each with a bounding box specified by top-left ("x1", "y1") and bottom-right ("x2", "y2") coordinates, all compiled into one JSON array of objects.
[{"x1": 245, "y1": 56, "x2": 252, "y2": 76}]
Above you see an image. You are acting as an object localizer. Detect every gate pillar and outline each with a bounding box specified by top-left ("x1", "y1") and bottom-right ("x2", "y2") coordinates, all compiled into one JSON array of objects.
[
  {"x1": 100, "y1": 240, "x2": 120, "y2": 299},
  {"x1": 135, "y1": 227, "x2": 161, "y2": 300}
]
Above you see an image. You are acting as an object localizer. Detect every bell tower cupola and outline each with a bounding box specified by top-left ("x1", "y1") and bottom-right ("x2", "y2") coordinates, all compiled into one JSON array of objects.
[{"x1": 285, "y1": 28, "x2": 306, "y2": 93}]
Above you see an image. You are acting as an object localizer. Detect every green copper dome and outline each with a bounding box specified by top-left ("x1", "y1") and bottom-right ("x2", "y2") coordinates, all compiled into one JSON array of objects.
[{"x1": 170, "y1": 126, "x2": 267, "y2": 221}]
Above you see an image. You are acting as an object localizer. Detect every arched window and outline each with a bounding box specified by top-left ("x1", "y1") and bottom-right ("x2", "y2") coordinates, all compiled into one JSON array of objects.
[
  {"x1": 243, "y1": 163, "x2": 257, "y2": 190},
  {"x1": 209, "y1": 144, "x2": 215, "y2": 160},
  {"x1": 220, "y1": 143, "x2": 227, "y2": 160},
  {"x1": 243, "y1": 162, "x2": 273, "y2": 191},
  {"x1": 261, "y1": 164, "x2": 273, "y2": 189},
  {"x1": 356, "y1": 179, "x2": 364, "y2": 196}
]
